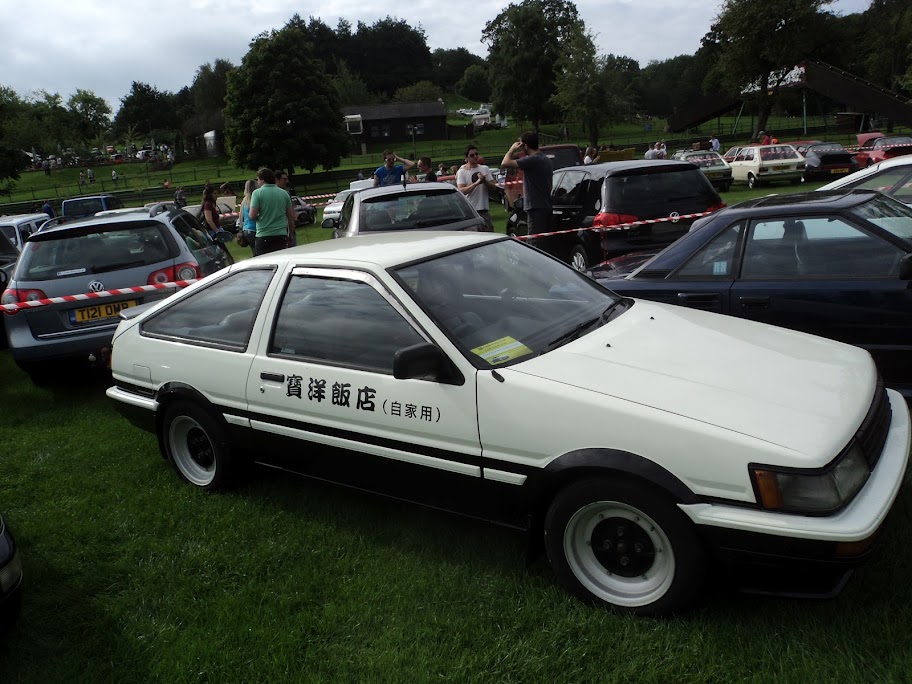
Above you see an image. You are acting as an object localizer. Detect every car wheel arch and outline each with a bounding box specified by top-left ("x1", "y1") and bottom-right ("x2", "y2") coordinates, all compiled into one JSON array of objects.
[
  {"x1": 521, "y1": 448, "x2": 700, "y2": 561},
  {"x1": 153, "y1": 382, "x2": 224, "y2": 457}
]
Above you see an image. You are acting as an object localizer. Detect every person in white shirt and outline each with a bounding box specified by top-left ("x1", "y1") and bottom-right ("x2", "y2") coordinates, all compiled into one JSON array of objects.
[
  {"x1": 456, "y1": 145, "x2": 495, "y2": 231},
  {"x1": 711, "y1": 135, "x2": 721, "y2": 152},
  {"x1": 644, "y1": 144, "x2": 658, "y2": 160}
]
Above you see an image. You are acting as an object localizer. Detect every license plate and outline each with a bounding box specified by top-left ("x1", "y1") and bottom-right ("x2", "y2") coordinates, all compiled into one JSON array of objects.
[
  {"x1": 830, "y1": 168, "x2": 849, "y2": 173},
  {"x1": 70, "y1": 300, "x2": 137, "y2": 324}
]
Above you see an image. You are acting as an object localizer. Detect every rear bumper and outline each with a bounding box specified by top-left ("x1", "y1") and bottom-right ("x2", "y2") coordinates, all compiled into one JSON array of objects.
[
  {"x1": 682, "y1": 388, "x2": 911, "y2": 596},
  {"x1": 6, "y1": 316, "x2": 118, "y2": 363}
]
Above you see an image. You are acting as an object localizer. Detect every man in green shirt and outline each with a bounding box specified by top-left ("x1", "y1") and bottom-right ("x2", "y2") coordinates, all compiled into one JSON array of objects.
[{"x1": 249, "y1": 167, "x2": 295, "y2": 255}]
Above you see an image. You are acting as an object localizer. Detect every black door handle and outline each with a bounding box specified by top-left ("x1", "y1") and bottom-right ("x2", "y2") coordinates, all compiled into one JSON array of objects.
[
  {"x1": 260, "y1": 372, "x2": 285, "y2": 382},
  {"x1": 677, "y1": 292, "x2": 720, "y2": 304},
  {"x1": 739, "y1": 296, "x2": 770, "y2": 309}
]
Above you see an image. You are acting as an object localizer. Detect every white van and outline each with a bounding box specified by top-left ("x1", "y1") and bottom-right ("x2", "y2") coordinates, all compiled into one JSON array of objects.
[{"x1": 0, "y1": 213, "x2": 49, "y2": 251}]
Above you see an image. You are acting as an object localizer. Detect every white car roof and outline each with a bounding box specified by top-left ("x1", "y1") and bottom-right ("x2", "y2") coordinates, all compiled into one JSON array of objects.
[
  {"x1": 242, "y1": 231, "x2": 505, "y2": 270},
  {"x1": 818, "y1": 155, "x2": 912, "y2": 191},
  {"x1": 0, "y1": 213, "x2": 50, "y2": 225}
]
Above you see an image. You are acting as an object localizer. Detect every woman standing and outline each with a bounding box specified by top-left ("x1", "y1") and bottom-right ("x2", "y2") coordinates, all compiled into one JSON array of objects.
[
  {"x1": 201, "y1": 185, "x2": 234, "y2": 264},
  {"x1": 240, "y1": 179, "x2": 257, "y2": 256}
]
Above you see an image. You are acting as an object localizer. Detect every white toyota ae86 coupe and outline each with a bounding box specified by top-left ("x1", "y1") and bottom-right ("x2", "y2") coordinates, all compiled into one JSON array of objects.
[{"x1": 106, "y1": 232, "x2": 911, "y2": 616}]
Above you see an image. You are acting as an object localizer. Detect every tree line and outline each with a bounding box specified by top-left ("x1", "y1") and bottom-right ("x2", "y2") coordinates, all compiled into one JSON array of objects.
[{"x1": 1, "y1": 0, "x2": 911, "y2": 187}]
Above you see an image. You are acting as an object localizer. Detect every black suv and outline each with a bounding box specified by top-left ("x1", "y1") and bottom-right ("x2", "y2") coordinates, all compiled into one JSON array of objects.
[{"x1": 508, "y1": 160, "x2": 724, "y2": 271}]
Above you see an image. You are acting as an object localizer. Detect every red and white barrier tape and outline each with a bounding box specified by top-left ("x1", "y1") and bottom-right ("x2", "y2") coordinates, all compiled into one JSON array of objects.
[
  {"x1": 513, "y1": 210, "x2": 715, "y2": 241},
  {"x1": 846, "y1": 143, "x2": 912, "y2": 153},
  {"x1": 2, "y1": 280, "x2": 198, "y2": 314},
  {"x1": 300, "y1": 192, "x2": 337, "y2": 201}
]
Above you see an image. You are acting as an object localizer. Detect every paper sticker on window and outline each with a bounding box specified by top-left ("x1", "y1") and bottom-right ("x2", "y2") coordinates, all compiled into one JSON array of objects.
[
  {"x1": 712, "y1": 261, "x2": 728, "y2": 276},
  {"x1": 471, "y1": 336, "x2": 533, "y2": 365}
]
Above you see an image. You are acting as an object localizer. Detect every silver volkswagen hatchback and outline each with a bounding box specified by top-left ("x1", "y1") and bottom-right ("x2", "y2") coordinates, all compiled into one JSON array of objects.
[{"x1": 1, "y1": 204, "x2": 231, "y2": 381}]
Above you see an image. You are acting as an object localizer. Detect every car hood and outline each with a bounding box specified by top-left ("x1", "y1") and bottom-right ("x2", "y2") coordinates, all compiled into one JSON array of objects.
[{"x1": 509, "y1": 300, "x2": 875, "y2": 456}]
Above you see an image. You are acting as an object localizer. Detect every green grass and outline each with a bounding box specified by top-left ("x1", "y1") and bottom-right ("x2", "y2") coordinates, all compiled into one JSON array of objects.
[{"x1": 1, "y1": 351, "x2": 912, "y2": 682}]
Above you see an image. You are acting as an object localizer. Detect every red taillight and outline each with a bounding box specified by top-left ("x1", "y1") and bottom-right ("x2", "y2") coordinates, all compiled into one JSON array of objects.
[
  {"x1": 147, "y1": 262, "x2": 201, "y2": 285},
  {"x1": 1, "y1": 288, "x2": 48, "y2": 305},
  {"x1": 593, "y1": 212, "x2": 639, "y2": 229}
]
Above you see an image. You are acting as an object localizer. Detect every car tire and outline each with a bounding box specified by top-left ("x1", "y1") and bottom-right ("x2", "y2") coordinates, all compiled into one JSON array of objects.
[
  {"x1": 747, "y1": 173, "x2": 759, "y2": 189},
  {"x1": 161, "y1": 400, "x2": 234, "y2": 491},
  {"x1": 569, "y1": 245, "x2": 589, "y2": 272},
  {"x1": 544, "y1": 477, "x2": 706, "y2": 616}
]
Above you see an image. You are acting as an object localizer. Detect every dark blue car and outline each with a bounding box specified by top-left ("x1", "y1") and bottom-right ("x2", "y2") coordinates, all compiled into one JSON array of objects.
[{"x1": 597, "y1": 190, "x2": 912, "y2": 398}]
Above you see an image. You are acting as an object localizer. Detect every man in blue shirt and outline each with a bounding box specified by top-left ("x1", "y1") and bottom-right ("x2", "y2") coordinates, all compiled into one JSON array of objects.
[
  {"x1": 41, "y1": 199, "x2": 55, "y2": 219},
  {"x1": 373, "y1": 150, "x2": 415, "y2": 186}
]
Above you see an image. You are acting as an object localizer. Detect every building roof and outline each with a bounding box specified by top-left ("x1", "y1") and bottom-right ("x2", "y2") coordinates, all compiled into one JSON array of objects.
[{"x1": 341, "y1": 101, "x2": 446, "y2": 121}]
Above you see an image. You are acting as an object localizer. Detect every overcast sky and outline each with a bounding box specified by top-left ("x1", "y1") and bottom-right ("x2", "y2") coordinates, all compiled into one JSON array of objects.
[{"x1": 1, "y1": 0, "x2": 871, "y2": 112}]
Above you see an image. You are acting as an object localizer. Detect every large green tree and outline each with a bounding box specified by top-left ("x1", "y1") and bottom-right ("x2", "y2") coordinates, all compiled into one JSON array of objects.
[
  {"x1": 703, "y1": 0, "x2": 835, "y2": 136},
  {"x1": 551, "y1": 25, "x2": 636, "y2": 148},
  {"x1": 350, "y1": 18, "x2": 433, "y2": 96},
  {"x1": 224, "y1": 27, "x2": 350, "y2": 176},
  {"x1": 431, "y1": 48, "x2": 485, "y2": 91},
  {"x1": 393, "y1": 80, "x2": 443, "y2": 103},
  {"x1": 66, "y1": 89, "x2": 111, "y2": 145},
  {"x1": 0, "y1": 91, "x2": 28, "y2": 187},
  {"x1": 482, "y1": 0, "x2": 581, "y2": 131},
  {"x1": 113, "y1": 82, "x2": 179, "y2": 139},
  {"x1": 456, "y1": 65, "x2": 492, "y2": 102}
]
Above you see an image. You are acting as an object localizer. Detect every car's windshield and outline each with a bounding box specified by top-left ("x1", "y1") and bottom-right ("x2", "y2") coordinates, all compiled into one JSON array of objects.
[
  {"x1": 333, "y1": 190, "x2": 354, "y2": 203},
  {"x1": 360, "y1": 189, "x2": 476, "y2": 231},
  {"x1": 17, "y1": 221, "x2": 177, "y2": 280},
  {"x1": 852, "y1": 195, "x2": 912, "y2": 242},
  {"x1": 687, "y1": 153, "x2": 726, "y2": 168},
  {"x1": 394, "y1": 238, "x2": 624, "y2": 368}
]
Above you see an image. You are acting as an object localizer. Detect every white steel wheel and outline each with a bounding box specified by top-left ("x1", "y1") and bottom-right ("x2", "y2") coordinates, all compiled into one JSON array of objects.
[
  {"x1": 544, "y1": 478, "x2": 706, "y2": 616},
  {"x1": 162, "y1": 401, "x2": 232, "y2": 491},
  {"x1": 563, "y1": 501, "x2": 674, "y2": 608},
  {"x1": 747, "y1": 173, "x2": 758, "y2": 189}
]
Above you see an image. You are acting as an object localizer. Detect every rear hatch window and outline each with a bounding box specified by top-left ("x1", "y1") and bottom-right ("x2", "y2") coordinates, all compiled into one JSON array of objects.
[
  {"x1": 17, "y1": 221, "x2": 179, "y2": 281},
  {"x1": 359, "y1": 189, "x2": 478, "y2": 231},
  {"x1": 606, "y1": 167, "x2": 719, "y2": 219}
]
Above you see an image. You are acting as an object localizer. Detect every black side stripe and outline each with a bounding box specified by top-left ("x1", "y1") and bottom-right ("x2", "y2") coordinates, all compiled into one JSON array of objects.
[{"x1": 224, "y1": 407, "x2": 541, "y2": 477}]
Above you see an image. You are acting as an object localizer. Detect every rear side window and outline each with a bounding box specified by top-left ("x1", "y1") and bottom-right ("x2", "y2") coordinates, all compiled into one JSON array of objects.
[
  {"x1": 141, "y1": 269, "x2": 274, "y2": 349},
  {"x1": 18, "y1": 221, "x2": 179, "y2": 281}
]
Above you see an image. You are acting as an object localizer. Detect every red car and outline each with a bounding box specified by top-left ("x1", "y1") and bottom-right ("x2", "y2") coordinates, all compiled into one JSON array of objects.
[{"x1": 853, "y1": 132, "x2": 912, "y2": 168}]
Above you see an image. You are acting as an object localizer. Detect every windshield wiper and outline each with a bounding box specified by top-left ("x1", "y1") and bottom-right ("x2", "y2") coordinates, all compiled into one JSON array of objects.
[
  {"x1": 544, "y1": 300, "x2": 627, "y2": 351},
  {"x1": 545, "y1": 316, "x2": 600, "y2": 351}
]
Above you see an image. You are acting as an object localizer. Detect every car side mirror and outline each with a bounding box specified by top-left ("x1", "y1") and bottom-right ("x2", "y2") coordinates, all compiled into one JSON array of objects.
[
  {"x1": 899, "y1": 253, "x2": 912, "y2": 281},
  {"x1": 321, "y1": 218, "x2": 336, "y2": 229},
  {"x1": 394, "y1": 342, "x2": 457, "y2": 383}
]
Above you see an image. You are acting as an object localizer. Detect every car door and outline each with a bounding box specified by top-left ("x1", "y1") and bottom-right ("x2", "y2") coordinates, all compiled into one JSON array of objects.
[
  {"x1": 244, "y1": 266, "x2": 483, "y2": 508},
  {"x1": 620, "y1": 220, "x2": 744, "y2": 312},
  {"x1": 731, "y1": 215, "x2": 912, "y2": 387}
]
